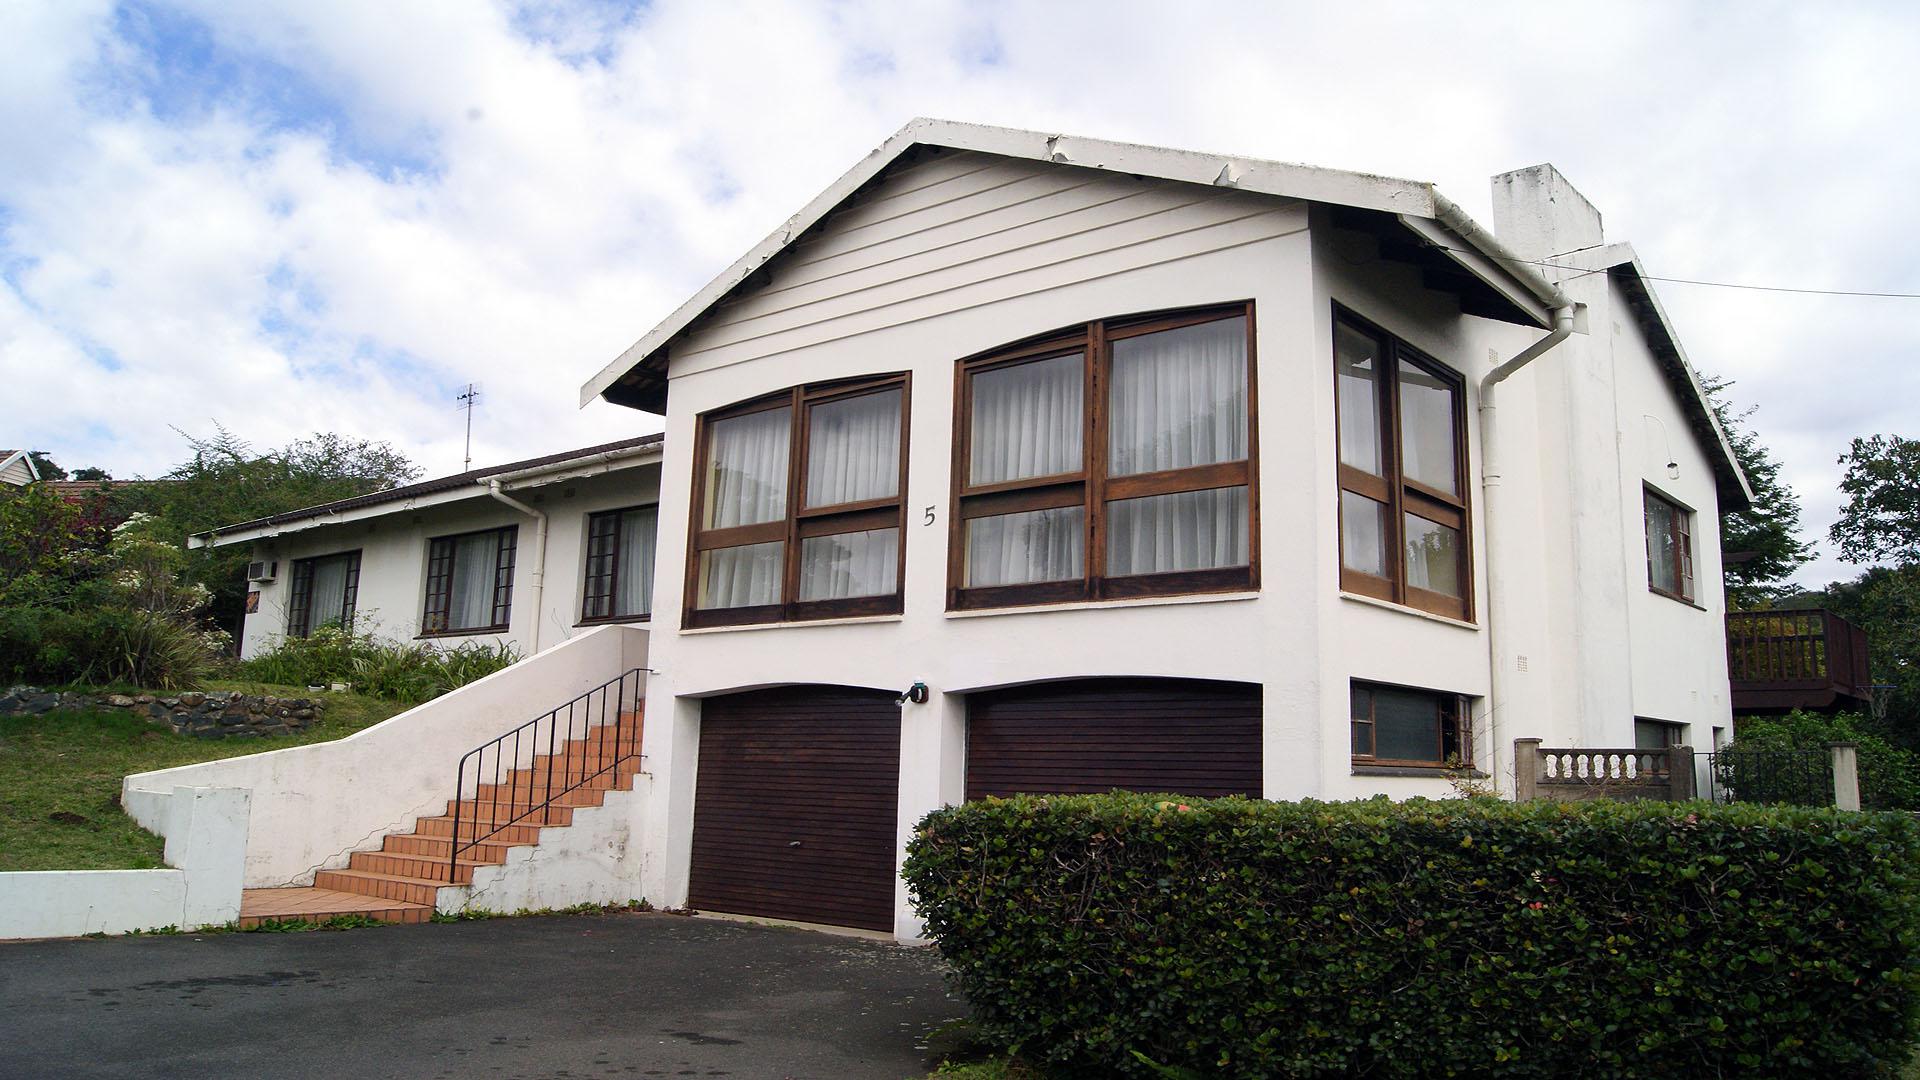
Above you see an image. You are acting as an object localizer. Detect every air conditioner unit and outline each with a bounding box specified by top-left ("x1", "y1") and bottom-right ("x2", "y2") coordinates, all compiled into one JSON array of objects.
[{"x1": 247, "y1": 560, "x2": 277, "y2": 583}]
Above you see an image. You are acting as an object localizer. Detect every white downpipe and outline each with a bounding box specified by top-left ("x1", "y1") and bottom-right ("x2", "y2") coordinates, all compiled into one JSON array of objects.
[
  {"x1": 487, "y1": 480, "x2": 549, "y2": 654},
  {"x1": 1480, "y1": 303, "x2": 1579, "y2": 796}
]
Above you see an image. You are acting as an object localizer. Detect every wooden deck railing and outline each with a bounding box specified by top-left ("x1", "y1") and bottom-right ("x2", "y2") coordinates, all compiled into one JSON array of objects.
[{"x1": 1726, "y1": 609, "x2": 1871, "y2": 713}]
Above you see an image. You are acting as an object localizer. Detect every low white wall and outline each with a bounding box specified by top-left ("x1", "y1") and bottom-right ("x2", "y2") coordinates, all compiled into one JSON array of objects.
[
  {"x1": 122, "y1": 625, "x2": 650, "y2": 889},
  {"x1": 441, "y1": 782, "x2": 649, "y2": 914},
  {"x1": 0, "y1": 786, "x2": 249, "y2": 938}
]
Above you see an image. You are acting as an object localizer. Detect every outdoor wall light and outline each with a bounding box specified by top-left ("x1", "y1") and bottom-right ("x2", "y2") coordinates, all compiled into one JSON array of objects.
[{"x1": 897, "y1": 681, "x2": 930, "y2": 705}]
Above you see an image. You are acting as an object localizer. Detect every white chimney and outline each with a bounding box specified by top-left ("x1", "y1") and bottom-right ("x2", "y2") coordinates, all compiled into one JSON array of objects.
[{"x1": 1490, "y1": 164, "x2": 1603, "y2": 262}]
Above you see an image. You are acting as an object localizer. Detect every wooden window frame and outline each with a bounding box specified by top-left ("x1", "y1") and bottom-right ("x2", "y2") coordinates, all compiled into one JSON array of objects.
[
  {"x1": 420, "y1": 525, "x2": 518, "y2": 637},
  {"x1": 1333, "y1": 306, "x2": 1473, "y2": 621},
  {"x1": 580, "y1": 504, "x2": 658, "y2": 625},
  {"x1": 286, "y1": 550, "x2": 361, "y2": 638},
  {"x1": 1643, "y1": 486, "x2": 1696, "y2": 604},
  {"x1": 1349, "y1": 680, "x2": 1470, "y2": 769},
  {"x1": 947, "y1": 302, "x2": 1260, "y2": 611},
  {"x1": 684, "y1": 374, "x2": 911, "y2": 629}
]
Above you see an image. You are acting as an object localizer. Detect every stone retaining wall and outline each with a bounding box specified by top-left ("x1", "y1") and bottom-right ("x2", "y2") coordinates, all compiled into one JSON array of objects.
[{"x1": 0, "y1": 686, "x2": 325, "y2": 738}]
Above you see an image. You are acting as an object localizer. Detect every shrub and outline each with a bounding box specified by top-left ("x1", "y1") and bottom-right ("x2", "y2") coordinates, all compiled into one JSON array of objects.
[
  {"x1": 904, "y1": 793, "x2": 1920, "y2": 1079},
  {"x1": 0, "y1": 605, "x2": 214, "y2": 690},
  {"x1": 236, "y1": 627, "x2": 518, "y2": 703},
  {"x1": 1728, "y1": 711, "x2": 1920, "y2": 810}
]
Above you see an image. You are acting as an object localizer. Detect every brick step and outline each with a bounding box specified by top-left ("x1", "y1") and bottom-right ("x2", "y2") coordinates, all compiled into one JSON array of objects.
[
  {"x1": 315, "y1": 867, "x2": 448, "y2": 907},
  {"x1": 470, "y1": 770, "x2": 634, "y2": 801},
  {"x1": 443, "y1": 800, "x2": 581, "y2": 825},
  {"x1": 349, "y1": 849, "x2": 494, "y2": 884},
  {"x1": 450, "y1": 788, "x2": 613, "y2": 815},
  {"x1": 381, "y1": 833, "x2": 520, "y2": 861},
  {"x1": 238, "y1": 887, "x2": 430, "y2": 928},
  {"x1": 412, "y1": 816, "x2": 547, "y2": 844},
  {"x1": 521, "y1": 750, "x2": 641, "y2": 775}
]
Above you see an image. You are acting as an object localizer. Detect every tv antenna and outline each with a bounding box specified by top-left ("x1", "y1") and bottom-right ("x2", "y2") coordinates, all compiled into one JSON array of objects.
[{"x1": 457, "y1": 383, "x2": 481, "y2": 471}]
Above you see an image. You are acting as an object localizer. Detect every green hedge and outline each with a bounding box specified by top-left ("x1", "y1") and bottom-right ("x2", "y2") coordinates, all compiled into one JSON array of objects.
[{"x1": 903, "y1": 794, "x2": 1920, "y2": 1079}]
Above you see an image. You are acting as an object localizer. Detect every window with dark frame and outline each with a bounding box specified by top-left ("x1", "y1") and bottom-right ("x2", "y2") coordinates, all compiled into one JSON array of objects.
[
  {"x1": 1350, "y1": 681, "x2": 1470, "y2": 768},
  {"x1": 1333, "y1": 308, "x2": 1472, "y2": 621},
  {"x1": 686, "y1": 374, "x2": 909, "y2": 628},
  {"x1": 1634, "y1": 717, "x2": 1687, "y2": 750},
  {"x1": 948, "y1": 303, "x2": 1257, "y2": 610},
  {"x1": 581, "y1": 505, "x2": 659, "y2": 623},
  {"x1": 286, "y1": 550, "x2": 361, "y2": 638},
  {"x1": 421, "y1": 525, "x2": 517, "y2": 635},
  {"x1": 1643, "y1": 487, "x2": 1695, "y2": 603}
]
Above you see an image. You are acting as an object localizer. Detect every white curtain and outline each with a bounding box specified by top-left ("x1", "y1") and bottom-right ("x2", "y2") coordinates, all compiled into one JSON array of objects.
[
  {"x1": 1107, "y1": 487, "x2": 1249, "y2": 576},
  {"x1": 706, "y1": 407, "x2": 791, "y2": 528},
  {"x1": 616, "y1": 507, "x2": 657, "y2": 617},
  {"x1": 966, "y1": 507, "x2": 1085, "y2": 587},
  {"x1": 969, "y1": 354, "x2": 1083, "y2": 485},
  {"x1": 447, "y1": 532, "x2": 500, "y2": 629},
  {"x1": 700, "y1": 541, "x2": 783, "y2": 609},
  {"x1": 1397, "y1": 359, "x2": 1457, "y2": 495},
  {"x1": 308, "y1": 554, "x2": 351, "y2": 630},
  {"x1": 806, "y1": 390, "x2": 900, "y2": 508},
  {"x1": 1335, "y1": 323, "x2": 1383, "y2": 475},
  {"x1": 798, "y1": 528, "x2": 898, "y2": 600},
  {"x1": 1108, "y1": 317, "x2": 1247, "y2": 476}
]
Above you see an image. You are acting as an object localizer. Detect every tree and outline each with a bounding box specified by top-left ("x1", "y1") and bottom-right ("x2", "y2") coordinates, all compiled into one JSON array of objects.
[
  {"x1": 1829, "y1": 435, "x2": 1920, "y2": 566},
  {"x1": 25, "y1": 451, "x2": 66, "y2": 481},
  {"x1": 1701, "y1": 375, "x2": 1814, "y2": 608},
  {"x1": 70, "y1": 467, "x2": 112, "y2": 481}
]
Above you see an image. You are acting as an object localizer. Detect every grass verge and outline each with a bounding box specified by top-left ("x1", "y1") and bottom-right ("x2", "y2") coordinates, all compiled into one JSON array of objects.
[{"x1": 0, "y1": 682, "x2": 406, "y2": 871}]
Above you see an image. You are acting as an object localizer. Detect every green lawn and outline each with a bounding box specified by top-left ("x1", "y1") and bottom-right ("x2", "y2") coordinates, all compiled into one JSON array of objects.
[{"x1": 0, "y1": 681, "x2": 406, "y2": 871}]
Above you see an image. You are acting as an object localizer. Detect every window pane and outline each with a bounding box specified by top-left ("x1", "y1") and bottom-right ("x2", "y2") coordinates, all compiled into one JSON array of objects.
[
  {"x1": 705, "y1": 407, "x2": 791, "y2": 528},
  {"x1": 798, "y1": 528, "x2": 899, "y2": 601},
  {"x1": 1398, "y1": 359, "x2": 1458, "y2": 495},
  {"x1": 1340, "y1": 491, "x2": 1388, "y2": 578},
  {"x1": 1350, "y1": 684, "x2": 1374, "y2": 756},
  {"x1": 1646, "y1": 495, "x2": 1680, "y2": 593},
  {"x1": 965, "y1": 506, "x2": 1085, "y2": 587},
  {"x1": 1108, "y1": 317, "x2": 1247, "y2": 476},
  {"x1": 1404, "y1": 514, "x2": 1461, "y2": 598},
  {"x1": 308, "y1": 554, "x2": 352, "y2": 631},
  {"x1": 1106, "y1": 486, "x2": 1248, "y2": 576},
  {"x1": 697, "y1": 541, "x2": 784, "y2": 609},
  {"x1": 448, "y1": 532, "x2": 503, "y2": 630},
  {"x1": 969, "y1": 355, "x2": 1083, "y2": 485},
  {"x1": 1335, "y1": 322, "x2": 1383, "y2": 476},
  {"x1": 1373, "y1": 687, "x2": 1444, "y2": 762},
  {"x1": 806, "y1": 389, "x2": 901, "y2": 508},
  {"x1": 615, "y1": 507, "x2": 658, "y2": 617}
]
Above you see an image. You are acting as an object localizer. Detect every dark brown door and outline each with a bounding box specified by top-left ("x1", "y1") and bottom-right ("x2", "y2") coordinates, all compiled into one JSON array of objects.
[
  {"x1": 966, "y1": 677, "x2": 1261, "y2": 800},
  {"x1": 688, "y1": 686, "x2": 901, "y2": 932}
]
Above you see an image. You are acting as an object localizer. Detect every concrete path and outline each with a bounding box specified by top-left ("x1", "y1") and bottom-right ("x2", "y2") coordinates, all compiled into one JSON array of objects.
[{"x1": 0, "y1": 912, "x2": 968, "y2": 1080}]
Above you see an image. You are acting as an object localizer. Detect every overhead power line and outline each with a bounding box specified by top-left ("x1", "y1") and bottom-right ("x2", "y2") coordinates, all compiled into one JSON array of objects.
[{"x1": 1429, "y1": 243, "x2": 1920, "y2": 300}]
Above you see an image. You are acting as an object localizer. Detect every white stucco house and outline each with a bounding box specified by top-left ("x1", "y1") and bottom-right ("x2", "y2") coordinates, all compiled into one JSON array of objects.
[{"x1": 122, "y1": 120, "x2": 1746, "y2": 941}]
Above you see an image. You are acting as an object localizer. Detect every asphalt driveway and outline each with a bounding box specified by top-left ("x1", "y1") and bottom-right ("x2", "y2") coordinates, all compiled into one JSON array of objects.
[{"x1": 0, "y1": 912, "x2": 969, "y2": 1080}]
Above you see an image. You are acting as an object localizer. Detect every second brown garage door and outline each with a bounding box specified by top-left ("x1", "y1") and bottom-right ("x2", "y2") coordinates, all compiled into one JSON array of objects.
[
  {"x1": 688, "y1": 686, "x2": 901, "y2": 932},
  {"x1": 967, "y1": 677, "x2": 1262, "y2": 800}
]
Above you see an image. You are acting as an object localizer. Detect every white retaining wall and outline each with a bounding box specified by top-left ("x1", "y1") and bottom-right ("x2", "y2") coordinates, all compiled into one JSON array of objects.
[
  {"x1": 0, "y1": 786, "x2": 249, "y2": 938},
  {"x1": 122, "y1": 625, "x2": 650, "y2": 889},
  {"x1": 441, "y1": 783, "x2": 649, "y2": 914}
]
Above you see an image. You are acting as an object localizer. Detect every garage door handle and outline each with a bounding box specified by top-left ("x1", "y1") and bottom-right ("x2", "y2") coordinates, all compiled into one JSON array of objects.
[{"x1": 788, "y1": 841, "x2": 803, "y2": 848}]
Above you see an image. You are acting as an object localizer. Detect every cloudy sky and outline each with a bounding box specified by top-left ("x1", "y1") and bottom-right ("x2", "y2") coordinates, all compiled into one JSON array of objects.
[{"x1": 1, "y1": 1, "x2": 1914, "y2": 587}]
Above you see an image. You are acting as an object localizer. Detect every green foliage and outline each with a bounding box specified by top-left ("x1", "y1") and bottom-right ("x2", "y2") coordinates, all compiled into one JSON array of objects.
[
  {"x1": 1801, "y1": 565, "x2": 1920, "y2": 749},
  {"x1": 905, "y1": 793, "x2": 1920, "y2": 1079},
  {"x1": 236, "y1": 626, "x2": 519, "y2": 704},
  {"x1": 0, "y1": 482, "x2": 109, "y2": 606},
  {"x1": 1831, "y1": 434, "x2": 1920, "y2": 567},
  {"x1": 1728, "y1": 711, "x2": 1920, "y2": 810},
  {"x1": 1700, "y1": 375, "x2": 1813, "y2": 608}
]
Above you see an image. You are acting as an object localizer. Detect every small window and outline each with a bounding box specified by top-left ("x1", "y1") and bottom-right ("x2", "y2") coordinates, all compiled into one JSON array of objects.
[
  {"x1": 422, "y1": 526, "x2": 517, "y2": 635},
  {"x1": 287, "y1": 551, "x2": 360, "y2": 637},
  {"x1": 687, "y1": 374, "x2": 908, "y2": 627},
  {"x1": 951, "y1": 303, "x2": 1257, "y2": 609},
  {"x1": 1350, "y1": 681, "x2": 1469, "y2": 767},
  {"x1": 1634, "y1": 718, "x2": 1686, "y2": 750},
  {"x1": 582, "y1": 505, "x2": 659, "y2": 623},
  {"x1": 1333, "y1": 309, "x2": 1471, "y2": 620},
  {"x1": 1643, "y1": 487, "x2": 1695, "y2": 603}
]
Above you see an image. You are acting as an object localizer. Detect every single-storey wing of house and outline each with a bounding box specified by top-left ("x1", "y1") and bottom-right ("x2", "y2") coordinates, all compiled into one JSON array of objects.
[{"x1": 190, "y1": 435, "x2": 662, "y2": 658}]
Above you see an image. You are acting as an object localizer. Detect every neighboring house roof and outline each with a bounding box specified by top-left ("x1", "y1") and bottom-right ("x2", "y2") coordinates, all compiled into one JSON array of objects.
[
  {"x1": 0, "y1": 449, "x2": 41, "y2": 485},
  {"x1": 579, "y1": 117, "x2": 1575, "y2": 414},
  {"x1": 189, "y1": 434, "x2": 664, "y2": 549}
]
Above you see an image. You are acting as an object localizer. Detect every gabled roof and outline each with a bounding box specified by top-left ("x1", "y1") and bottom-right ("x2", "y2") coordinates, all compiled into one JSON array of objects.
[
  {"x1": 0, "y1": 449, "x2": 40, "y2": 483},
  {"x1": 189, "y1": 434, "x2": 664, "y2": 549},
  {"x1": 580, "y1": 117, "x2": 1574, "y2": 413}
]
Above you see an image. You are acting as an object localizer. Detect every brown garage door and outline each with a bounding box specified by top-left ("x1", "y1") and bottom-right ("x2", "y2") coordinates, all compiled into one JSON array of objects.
[
  {"x1": 967, "y1": 677, "x2": 1261, "y2": 800},
  {"x1": 688, "y1": 686, "x2": 901, "y2": 932}
]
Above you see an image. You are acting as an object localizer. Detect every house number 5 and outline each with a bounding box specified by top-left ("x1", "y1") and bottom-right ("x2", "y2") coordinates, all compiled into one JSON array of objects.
[{"x1": 923, "y1": 506, "x2": 936, "y2": 526}]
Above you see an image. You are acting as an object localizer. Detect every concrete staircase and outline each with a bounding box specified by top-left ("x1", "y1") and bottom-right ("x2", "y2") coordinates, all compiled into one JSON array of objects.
[{"x1": 237, "y1": 715, "x2": 641, "y2": 927}]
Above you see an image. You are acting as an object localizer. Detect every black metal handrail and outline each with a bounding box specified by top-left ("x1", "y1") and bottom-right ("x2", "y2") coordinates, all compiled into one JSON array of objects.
[{"x1": 449, "y1": 668, "x2": 645, "y2": 882}]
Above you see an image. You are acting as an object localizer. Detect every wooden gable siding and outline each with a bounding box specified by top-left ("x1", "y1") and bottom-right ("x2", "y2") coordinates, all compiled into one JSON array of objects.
[{"x1": 672, "y1": 150, "x2": 1306, "y2": 371}]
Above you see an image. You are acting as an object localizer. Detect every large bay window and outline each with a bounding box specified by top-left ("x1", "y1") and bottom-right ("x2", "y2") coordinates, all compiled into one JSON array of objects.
[
  {"x1": 950, "y1": 303, "x2": 1257, "y2": 609},
  {"x1": 687, "y1": 374, "x2": 909, "y2": 627},
  {"x1": 1333, "y1": 308, "x2": 1472, "y2": 620}
]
